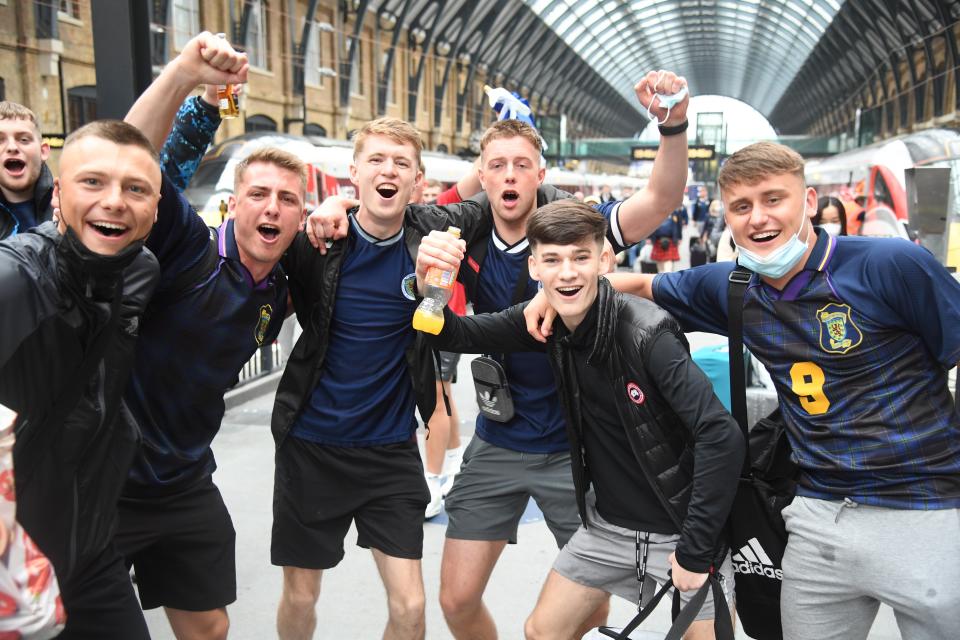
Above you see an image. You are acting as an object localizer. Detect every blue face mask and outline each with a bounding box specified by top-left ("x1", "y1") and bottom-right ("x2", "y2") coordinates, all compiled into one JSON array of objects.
[{"x1": 735, "y1": 204, "x2": 812, "y2": 279}]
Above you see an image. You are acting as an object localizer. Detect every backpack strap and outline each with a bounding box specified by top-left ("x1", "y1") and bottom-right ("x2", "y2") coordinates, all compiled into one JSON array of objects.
[{"x1": 727, "y1": 265, "x2": 753, "y2": 476}]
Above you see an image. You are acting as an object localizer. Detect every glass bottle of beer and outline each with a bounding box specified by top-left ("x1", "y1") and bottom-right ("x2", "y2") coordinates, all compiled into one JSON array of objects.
[{"x1": 215, "y1": 33, "x2": 240, "y2": 119}]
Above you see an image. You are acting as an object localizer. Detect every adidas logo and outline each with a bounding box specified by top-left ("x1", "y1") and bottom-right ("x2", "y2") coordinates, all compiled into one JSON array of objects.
[{"x1": 732, "y1": 538, "x2": 783, "y2": 580}]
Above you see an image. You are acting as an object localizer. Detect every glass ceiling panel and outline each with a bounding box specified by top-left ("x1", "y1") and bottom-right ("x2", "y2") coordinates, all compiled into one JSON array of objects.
[{"x1": 522, "y1": 0, "x2": 843, "y2": 115}]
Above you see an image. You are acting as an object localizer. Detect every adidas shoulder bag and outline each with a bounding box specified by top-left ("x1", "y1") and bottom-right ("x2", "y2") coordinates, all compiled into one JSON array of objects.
[{"x1": 725, "y1": 267, "x2": 798, "y2": 640}]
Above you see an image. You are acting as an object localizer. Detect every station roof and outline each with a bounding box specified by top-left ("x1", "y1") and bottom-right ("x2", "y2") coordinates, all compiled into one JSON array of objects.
[
  {"x1": 364, "y1": 0, "x2": 949, "y2": 136},
  {"x1": 523, "y1": 0, "x2": 842, "y2": 117}
]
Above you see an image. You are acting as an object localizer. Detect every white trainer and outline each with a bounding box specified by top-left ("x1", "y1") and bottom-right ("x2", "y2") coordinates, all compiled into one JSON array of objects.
[{"x1": 425, "y1": 473, "x2": 443, "y2": 519}]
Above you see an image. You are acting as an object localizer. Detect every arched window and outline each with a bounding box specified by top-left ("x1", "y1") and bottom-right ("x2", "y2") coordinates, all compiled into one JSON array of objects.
[
  {"x1": 303, "y1": 123, "x2": 327, "y2": 137},
  {"x1": 170, "y1": 0, "x2": 200, "y2": 51},
  {"x1": 245, "y1": 114, "x2": 277, "y2": 133},
  {"x1": 246, "y1": 0, "x2": 269, "y2": 70},
  {"x1": 436, "y1": 143, "x2": 449, "y2": 153},
  {"x1": 67, "y1": 85, "x2": 97, "y2": 132}
]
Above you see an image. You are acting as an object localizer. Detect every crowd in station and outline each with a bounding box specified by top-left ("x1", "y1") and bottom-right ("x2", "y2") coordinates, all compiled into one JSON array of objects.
[{"x1": 0, "y1": 28, "x2": 959, "y2": 640}]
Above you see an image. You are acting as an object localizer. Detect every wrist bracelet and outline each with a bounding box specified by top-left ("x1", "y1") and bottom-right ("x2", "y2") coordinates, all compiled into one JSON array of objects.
[{"x1": 658, "y1": 120, "x2": 688, "y2": 137}]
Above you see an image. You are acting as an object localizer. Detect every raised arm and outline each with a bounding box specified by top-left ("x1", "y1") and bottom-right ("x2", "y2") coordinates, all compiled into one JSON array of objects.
[
  {"x1": 157, "y1": 95, "x2": 222, "y2": 191},
  {"x1": 453, "y1": 158, "x2": 483, "y2": 200},
  {"x1": 613, "y1": 71, "x2": 690, "y2": 245},
  {"x1": 125, "y1": 31, "x2": 247, "y2": 151}
]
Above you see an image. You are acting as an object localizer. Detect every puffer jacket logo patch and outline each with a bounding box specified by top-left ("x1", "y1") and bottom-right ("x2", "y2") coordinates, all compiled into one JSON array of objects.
[{"x1": 626, "y1": 382, "x2": 645, "y2": 405}]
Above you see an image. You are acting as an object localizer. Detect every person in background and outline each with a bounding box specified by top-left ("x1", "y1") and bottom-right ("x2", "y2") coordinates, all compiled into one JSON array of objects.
[
  {"x1": 422, "y1": 179, "x2": 444, "y2": 204},
  {"x1": 814, "y1": 196, "x2": 847, "y2": 237},
  {"x1": 650, "y1": 206, "x2": 683, "y2": 272},
  {"x1": 691, "y1": 185, "x2": 710, "y2": 235},
  {"x1": 0, "y1": 102, "x2": 53, "y2": 239},
  {"x1": 599, "y1": 184, "x2": 615, "y2": 203}
]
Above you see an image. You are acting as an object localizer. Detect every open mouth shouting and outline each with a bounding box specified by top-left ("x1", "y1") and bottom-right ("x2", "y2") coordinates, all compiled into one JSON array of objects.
[
  {"x1": 501, "y1": 189, "x2": 520, "y2": 208},
  {"x1": 376, "y1": 183, "x2": 399, "y2": 201},
  {"x1": 2, "y1": 158, "x2": 27, "y2": 178},
  {"x1": 257, "y1": 222, "x2": 281, "y2": 243}
]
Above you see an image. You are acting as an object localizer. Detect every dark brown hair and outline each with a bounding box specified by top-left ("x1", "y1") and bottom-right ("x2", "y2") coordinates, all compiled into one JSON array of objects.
[{"x1": 527, "y1": 200, "x2": 607, "y2": 249}]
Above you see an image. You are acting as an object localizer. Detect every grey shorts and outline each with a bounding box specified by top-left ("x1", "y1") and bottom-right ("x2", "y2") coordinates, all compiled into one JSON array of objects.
[
  {"x1": 781, "y1": 496, "x2": 960, "y2": 640},
  {"x1": 554, "y1": 494, "x2": 733, "y2": 621},
  {"x1": 444, "y1": 437, "x2": 581, "y2": 547},
  {"x1": 436, "y1": 351, "x2": 460, "y2": 382}
]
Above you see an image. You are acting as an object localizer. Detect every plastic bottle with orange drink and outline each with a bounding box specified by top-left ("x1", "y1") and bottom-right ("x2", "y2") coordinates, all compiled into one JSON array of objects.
[{"x1": 412, "y1": 227, "x2": 461, "y2": 335}]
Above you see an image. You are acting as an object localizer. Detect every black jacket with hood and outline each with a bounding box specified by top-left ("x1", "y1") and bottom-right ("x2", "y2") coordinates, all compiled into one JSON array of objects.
[
  {"x1": 0, "y1": 222, "x2": 159, "y2": 583},
  {"x1": 428, "y1": 278, "x2": 744, "y2": 571}
]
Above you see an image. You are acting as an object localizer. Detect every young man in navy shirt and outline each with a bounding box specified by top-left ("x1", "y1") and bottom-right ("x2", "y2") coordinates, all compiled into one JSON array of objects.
[
  {"x1": 118, "y1": 32, "x2": 303, "y2": 640},
  {"x1": 309, "y1": 70, "x2": 691, "y2": 640},
  {"x1": 0, "y1": 101, "x2": 54, "y2": 239},
  {"x1": 271, "y1": 117, "x2": 490, "y2": 640},
  {"x1": 526, "y1": 141, "x2": 960, "y2": 640}
]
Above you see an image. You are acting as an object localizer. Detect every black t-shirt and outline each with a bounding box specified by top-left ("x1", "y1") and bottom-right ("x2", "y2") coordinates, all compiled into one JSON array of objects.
[{"x1": 565, "y1": 302, "x2": 676, "y2": 534}]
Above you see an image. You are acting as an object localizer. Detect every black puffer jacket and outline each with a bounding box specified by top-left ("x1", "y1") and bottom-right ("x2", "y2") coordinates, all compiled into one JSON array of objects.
[
  {"x1": 430, "y1": 278, "x2": 743, "y2": 570},
  {"x1": 0, "y1": 163, "x2": 55, "y2": 240},
  {"x1": 0, "y1": 222, "x2": 159, "y2": 582},
  {"x1": 273, "y1": 202, "x2": 491, "y2": 446}
]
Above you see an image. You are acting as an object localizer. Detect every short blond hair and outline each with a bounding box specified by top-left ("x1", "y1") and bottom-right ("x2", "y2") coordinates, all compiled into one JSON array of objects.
[
  {"x1": 352, "y1": 117, "x2": 423, "y2": 165},
  {"x1": 718, "y1": 141, "x2": 805, "y2": 191},
  {"x1": 0, "y1": 101, "x2": 41, "y2": 133},
  {"x1": 480, "y1": 120, "x2": 542, "y2": 156},
  {"x1": 234, "y1": 147, "x2": 307, "y2": 194}
]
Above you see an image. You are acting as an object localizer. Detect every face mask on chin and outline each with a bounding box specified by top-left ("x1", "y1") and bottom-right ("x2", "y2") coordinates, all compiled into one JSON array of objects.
[{"x1": 734, "y1": 203, "x2": 812, "y2": 279}]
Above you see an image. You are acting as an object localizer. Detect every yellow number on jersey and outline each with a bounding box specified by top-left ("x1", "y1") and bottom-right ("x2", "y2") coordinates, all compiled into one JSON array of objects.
[{"x1": 789, "y1": 362, "x2": 830, "y2": 415}]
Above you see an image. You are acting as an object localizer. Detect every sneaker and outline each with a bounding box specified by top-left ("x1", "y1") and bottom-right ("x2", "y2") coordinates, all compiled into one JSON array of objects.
[
  {"x1": 440, "y1": 473, "x2": 456, "y2": 497},
  {"x1": 425, "y1": 474, "x2": 443, "y2": 519},
  {"x1": 442, "y1": 446, "x2": 464, "y2": 477}
]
